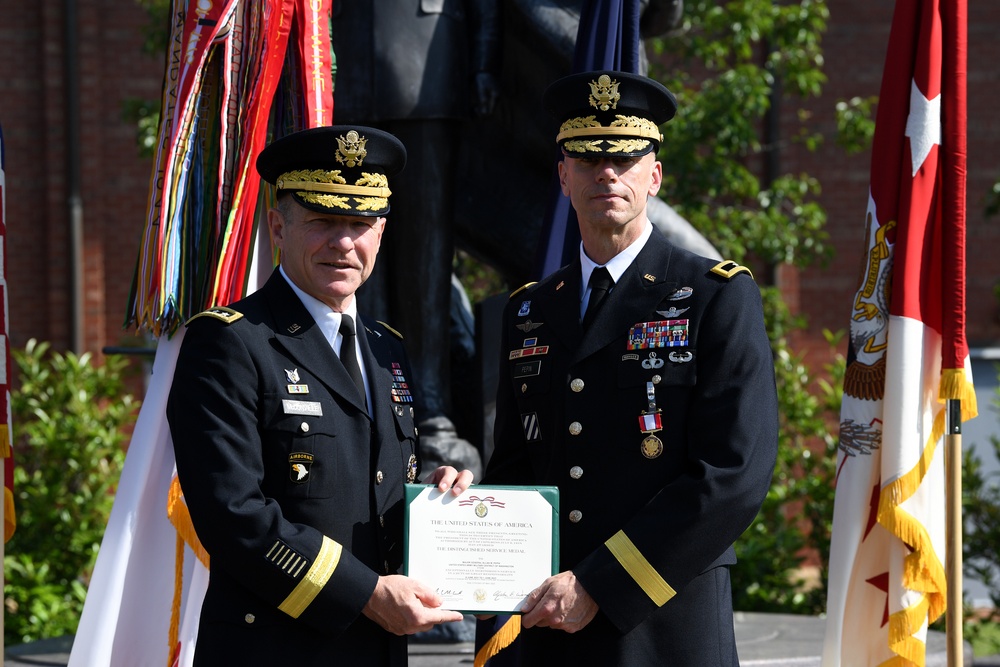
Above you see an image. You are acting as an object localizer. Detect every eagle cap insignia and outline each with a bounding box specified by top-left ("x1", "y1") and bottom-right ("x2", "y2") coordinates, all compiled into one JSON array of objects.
[
  {"x1": 589, "y1": 74, "x2": 620, "y2": 111},
  {"x1": 336, "y1": 130, "x2": 367, "y2": 168}
]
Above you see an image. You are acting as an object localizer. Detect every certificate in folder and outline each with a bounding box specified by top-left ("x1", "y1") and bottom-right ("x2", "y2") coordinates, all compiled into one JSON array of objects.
[{"x1": 404, "y1": 484, "x2": 560, "y2": 614}]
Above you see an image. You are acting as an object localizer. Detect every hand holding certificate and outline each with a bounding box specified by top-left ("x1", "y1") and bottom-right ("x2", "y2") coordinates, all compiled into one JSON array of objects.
[{"x1": 404, "y1": 484, "x2": 559, "y2": 614}]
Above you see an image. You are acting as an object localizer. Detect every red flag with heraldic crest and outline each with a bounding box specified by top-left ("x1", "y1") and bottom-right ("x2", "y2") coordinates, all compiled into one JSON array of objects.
[{"x1": 822, "y1": 0, "x2": 976, "y2": 665}]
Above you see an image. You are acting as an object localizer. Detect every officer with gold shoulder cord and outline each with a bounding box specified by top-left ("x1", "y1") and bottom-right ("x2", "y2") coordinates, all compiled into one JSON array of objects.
[
  {"x1": 167, "y1": 126, "x2": 473, "y2": 667},
  {"x1": 483, "y1": 71, "x2": 779, "y2": 665}
]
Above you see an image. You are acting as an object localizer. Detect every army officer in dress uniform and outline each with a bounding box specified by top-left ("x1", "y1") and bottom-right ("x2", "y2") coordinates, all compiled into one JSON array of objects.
[
  {"x1": 167, "y1": 126, "x2": 473, "y2": 667},
  {"x1": 482, "y1": 71, "x2": 779, "y2": 665}
]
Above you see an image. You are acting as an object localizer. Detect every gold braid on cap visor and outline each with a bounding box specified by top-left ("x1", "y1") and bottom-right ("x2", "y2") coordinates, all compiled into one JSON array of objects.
[
  {"x1": 276, "y1": 169, "x2": 391, "y2": 211},
  {"x1": 557, "y1": 115, "x2": 662, "y2": 153}
]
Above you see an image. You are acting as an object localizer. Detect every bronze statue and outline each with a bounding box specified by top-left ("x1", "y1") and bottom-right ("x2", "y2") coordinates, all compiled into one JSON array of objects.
[
  {"x1": 331, "y1": 1, "x2": 501, "y2": 476},
  {"x1": 454, "y1": 0, "x2": 710, "y2": 286},
  {"x1": 331, "y1": 1, "x2": 706, "y2": 474}
]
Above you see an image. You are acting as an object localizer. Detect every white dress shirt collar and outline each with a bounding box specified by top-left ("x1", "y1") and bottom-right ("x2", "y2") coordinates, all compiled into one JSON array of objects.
[
  {"x1": 579, "y1": 220, "x2": 654, "y2": 309},
  {"x1": 279, "y1": 266, "x2": 360, "y2": 355}
]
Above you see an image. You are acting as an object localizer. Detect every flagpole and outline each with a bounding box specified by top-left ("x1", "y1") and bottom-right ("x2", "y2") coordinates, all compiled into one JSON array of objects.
[
  {"x1": 942, "y1": 0, "x2": 968, "y2": 660},
  {"x1": 945, "y1": 398, "x2": 963, "y2": 665}
]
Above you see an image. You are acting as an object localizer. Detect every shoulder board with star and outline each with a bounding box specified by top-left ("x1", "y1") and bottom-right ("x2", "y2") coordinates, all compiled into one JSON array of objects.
[
  {"x1": 185, "y1": 306, "x2": 244, "y2": 326},
  {"x1": 710, "y1": 260, "x2": 753, "y2": 280},
  {"x1": 377, "y1": 321, "x2": 404, "y2": 339},
  {"x1": 508, "y1": 282, "x2": 537, "y2": 299}
]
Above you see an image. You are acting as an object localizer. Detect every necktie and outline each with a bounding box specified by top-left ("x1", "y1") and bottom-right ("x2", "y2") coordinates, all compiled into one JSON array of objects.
[
  {"x1": 583, "y1": 267, "x2": 614, "y2": 328},
  {"x1": 339, "y1": 315, "x2": 367, "y2": 409}
]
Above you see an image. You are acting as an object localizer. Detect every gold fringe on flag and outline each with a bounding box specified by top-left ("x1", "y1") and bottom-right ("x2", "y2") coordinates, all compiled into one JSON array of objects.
[
  {"x1": 938, "y1": 368, "x2": 978, "y2": 412},
  {"x1": 167, "y1": 475, "x2": 210, "y2": 568},
  {"x1": 474, "y1": 615, "x2": 521, "y2": 667},
  {"x1": 878, "y1": 369, "x2": 978, "y2": 667},
  {"x1": 168, "y1": 531, "x2": 184, "y2": 667},
  {"x1": 166, "y1": 474, "x2": 211, "y2": 666}
]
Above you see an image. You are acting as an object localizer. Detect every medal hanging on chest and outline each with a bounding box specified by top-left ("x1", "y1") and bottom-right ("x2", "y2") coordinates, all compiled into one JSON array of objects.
[{"x1": 638, "y1": 381, "x2": 664, "y2": 459}]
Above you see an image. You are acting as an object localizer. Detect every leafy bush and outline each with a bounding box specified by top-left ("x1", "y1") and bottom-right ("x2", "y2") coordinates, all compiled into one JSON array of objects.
[
  {"x1": 3, "y1": 339, "x2": 139, "y2": 645},
  {"x1": 647, "y1": 0, "x2": 840, "y2": 613},
  {"x1": 961, "y1": 366, "x2": 1000, "y2": 654},
  {"x1": 731, "y1": 299, "x2": 842, "y2": 614},
  {"x1": 964, "y1": 436, "x2": 1000, "y2": 614}
]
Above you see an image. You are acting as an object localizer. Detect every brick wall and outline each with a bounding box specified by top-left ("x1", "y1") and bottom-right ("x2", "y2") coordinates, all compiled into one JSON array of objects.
[
  {"x1": 0, "y1": 1, "x2": 163, "y2": 356},
  {"x1": 785, "y1": 1, "x2": 1000, "y2": 361}
]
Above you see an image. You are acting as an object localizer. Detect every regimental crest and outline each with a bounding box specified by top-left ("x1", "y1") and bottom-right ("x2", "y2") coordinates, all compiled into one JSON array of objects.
[
  {"x1": 336, "y1": 130, "x2": 367, "y2": 167},
  {"x1": 589, "y1": 74, "x2": 620, "y2": 111},
  {"x1": 844, "y1": 212, "x2": 894, "y2": 401},
  {"x1": 285, "y1": 368, "x2": 300, "y2": 384}
]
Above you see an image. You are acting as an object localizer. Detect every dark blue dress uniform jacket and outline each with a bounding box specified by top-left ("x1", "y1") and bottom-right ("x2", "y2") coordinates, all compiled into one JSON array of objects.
[
  {"x1": 167, "y1": 270, "x2": 418, "y2": 667},
  {"x1": 484, "y1": 230, "x2": 779, "y2": 666}
]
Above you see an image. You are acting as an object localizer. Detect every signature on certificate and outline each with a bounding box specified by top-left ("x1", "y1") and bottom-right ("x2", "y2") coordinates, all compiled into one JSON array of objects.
[{"x1": 493, "y1": 589, "x2": 529, "y2": 602}]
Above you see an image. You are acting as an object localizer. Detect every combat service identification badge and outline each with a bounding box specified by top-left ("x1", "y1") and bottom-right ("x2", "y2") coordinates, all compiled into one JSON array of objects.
[{"x1": 289, "y1": 452, "x2": 313, "y2": 483}]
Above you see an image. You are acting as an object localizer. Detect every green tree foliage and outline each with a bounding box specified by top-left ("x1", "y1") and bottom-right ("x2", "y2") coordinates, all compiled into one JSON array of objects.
[
  {"x1": 964, "y1": 438, "x2": 1000, "y2": 614},
  {"x1": 650, "y1": 0, "x2": 831, "y2": 271},
  {"x1": 962, "y1": 373, "x2": 1000, "y2": 641},
  {"x1": 3, "y1": 340, "x2": 139, "y2": 645},
  {"x1": 737, "y1": 322, "x2": 843, "y2": 613},
  {"x1": 963, "y1": 436, "x2": 1000, "y2": 654},
  {"x1": 987, "y1": 179, "x2": 1000, "y2": 219},
  {"x1": 122, "y1": 0, "x2": 171, "y2": 158},
  {"x1": 835, "y1": 95, "x2": 878, "y2": 154},
  {"x1": 649, "y1": 0, "x2": 840, "y2": 613}
]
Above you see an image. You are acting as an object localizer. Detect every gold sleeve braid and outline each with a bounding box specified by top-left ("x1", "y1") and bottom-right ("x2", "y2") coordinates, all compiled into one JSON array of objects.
[
  {"x1": 605, "y1": 530, "x2": 676, "y2": 606},
  {"x1": 278, "y1": 536, "x2": 343, "y2": 618}
]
